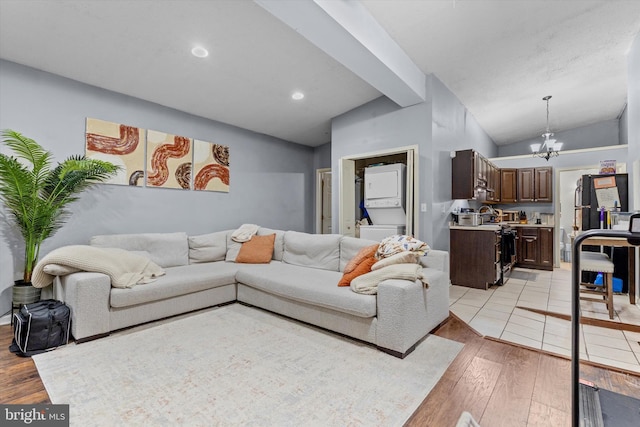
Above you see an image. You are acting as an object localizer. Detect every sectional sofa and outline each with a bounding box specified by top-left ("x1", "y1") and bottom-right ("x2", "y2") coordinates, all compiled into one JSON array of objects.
[{"x1": 50, "y1": 228, "x2": 450, "y2": 358}]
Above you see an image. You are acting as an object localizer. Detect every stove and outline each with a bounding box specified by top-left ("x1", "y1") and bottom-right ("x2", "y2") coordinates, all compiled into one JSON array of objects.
[{"x1": 500, "y1": 224, "x2": 517, "y2": 284}]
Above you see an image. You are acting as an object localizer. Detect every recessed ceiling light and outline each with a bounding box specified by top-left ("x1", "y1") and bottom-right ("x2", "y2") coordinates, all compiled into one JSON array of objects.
[
  {"x1": 291, "y1": 91, "x2": 305, "y2": 100},
  {"x1": 191, "y1": 46, "x2": 208, "y2": 58}
]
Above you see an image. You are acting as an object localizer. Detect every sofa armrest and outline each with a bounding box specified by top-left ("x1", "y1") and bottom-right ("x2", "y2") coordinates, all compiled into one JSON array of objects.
[
  {"x1": 376, "y1": 268, "x2": 450, "y2": 357},
  {"x1": 57, "y1": 272, "x2": 111, "y2": 341},
  {"x1": 420, "y1": 249, "x2": 449, "y2": 275}
]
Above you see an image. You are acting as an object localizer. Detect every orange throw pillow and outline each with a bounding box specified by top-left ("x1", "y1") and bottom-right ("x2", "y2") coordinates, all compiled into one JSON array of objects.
[
  {"x1": 338, "y1": 256, "x2": 377, "y2": 287},
  {"x1": 236, "y1": 234, "x2": 276, "y2": 264},
  {"x1": 344, "y1": 244, "x2": 378, "y2": 274}
]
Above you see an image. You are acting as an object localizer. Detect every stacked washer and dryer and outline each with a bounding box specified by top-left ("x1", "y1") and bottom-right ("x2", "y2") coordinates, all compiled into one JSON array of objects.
[{"x1": 359, "y1": 163, "x2": 407, "y2": 241}]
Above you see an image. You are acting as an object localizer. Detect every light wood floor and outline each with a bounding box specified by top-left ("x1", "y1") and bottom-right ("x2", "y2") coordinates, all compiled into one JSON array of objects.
[{"x1": 1, "y1": 313, "x2": 639, "y2": 426}]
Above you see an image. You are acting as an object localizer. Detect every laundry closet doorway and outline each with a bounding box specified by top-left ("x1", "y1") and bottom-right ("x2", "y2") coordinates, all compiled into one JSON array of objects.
[{"x1": 339, "y1": 146, "x2": 418, "y2": 238}]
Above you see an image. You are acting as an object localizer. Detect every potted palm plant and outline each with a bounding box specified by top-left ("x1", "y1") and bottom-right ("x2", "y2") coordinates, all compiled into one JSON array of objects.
[{"x1": 0, "y1": 129, "x2": 119, "y2": 299}]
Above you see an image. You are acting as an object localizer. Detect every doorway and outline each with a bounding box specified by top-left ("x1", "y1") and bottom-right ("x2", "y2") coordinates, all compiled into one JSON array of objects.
[
  {"x1": 555, "y1": 163, "x2": 627, "y2": 266},
  {"x1": 315, "y1": 168, "x2": 332, "y2": 234},
  {"x1": 339, "y1": 146, "x2": 418, "y2": 238}
]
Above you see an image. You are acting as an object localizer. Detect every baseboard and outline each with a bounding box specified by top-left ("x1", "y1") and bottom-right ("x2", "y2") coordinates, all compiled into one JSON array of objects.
[{"x1": 0, "y1": 313, "x2": 11, "y2": 326}]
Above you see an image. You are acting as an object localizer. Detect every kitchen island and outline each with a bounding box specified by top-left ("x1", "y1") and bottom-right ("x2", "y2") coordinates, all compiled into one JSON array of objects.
[{"x1": 450, "y1": 223, "x2": 553, "y2": 289}]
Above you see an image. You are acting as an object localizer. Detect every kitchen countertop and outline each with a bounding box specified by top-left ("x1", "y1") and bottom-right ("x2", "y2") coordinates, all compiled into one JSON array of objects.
[{"x1": 450, "y1": 222, "x2": 554, "y2": 231}]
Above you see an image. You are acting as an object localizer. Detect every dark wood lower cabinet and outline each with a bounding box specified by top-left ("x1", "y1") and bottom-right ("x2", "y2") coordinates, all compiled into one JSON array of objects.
[
  {"x1": 450, "y1": 229, "x2": 500, "y2": 289},
  {"x1": 516, "y1": 226, "x2": 553, "y2": 270}
]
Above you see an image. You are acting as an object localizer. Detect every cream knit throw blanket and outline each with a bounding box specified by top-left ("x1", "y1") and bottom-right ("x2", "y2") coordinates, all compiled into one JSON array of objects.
[
  {"x1": 231, "y1": 224, "x2": 260, "y2": 243},
  {"x1": 32, "y1": 245, "x2": 165, "y2": 289},
  {"x1": 350, "y1": 263, "x2": 427, "y2": 295}
]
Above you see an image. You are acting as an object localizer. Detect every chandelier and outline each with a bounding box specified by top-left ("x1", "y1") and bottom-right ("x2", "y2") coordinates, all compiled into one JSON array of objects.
[{"x1": 531, "y1": 95, "x2": 563, "y2": 161}]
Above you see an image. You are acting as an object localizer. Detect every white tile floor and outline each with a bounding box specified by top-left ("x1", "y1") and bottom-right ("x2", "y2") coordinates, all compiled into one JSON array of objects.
[{"x1": 449, "y1": 263, "x2": 640, "y2": 373}]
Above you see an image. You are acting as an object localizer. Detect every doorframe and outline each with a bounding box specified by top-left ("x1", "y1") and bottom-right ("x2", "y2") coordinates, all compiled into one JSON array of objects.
[
  {"x1": 554, "y1": 163, "x2": 626, "y2": 266},
  {"x1": 338, "y1": 145, "x2": 419, "y2": 237},
  {"x1": 315, "y1": 168, "x2": 331, "y2": 234}
]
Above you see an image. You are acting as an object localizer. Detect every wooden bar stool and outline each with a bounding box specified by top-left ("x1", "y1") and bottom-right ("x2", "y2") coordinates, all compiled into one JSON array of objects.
[{"x1": 579, "y1": 252, "x2": 615, "y2": 319}]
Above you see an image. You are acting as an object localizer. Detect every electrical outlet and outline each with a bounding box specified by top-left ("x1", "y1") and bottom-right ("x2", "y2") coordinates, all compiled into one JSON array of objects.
[
  {"x1": 441, "y1": 205, "x2": 446, "y2": 214},
  {"x1": 421, "y1": 203, "x2": 427, "y2": 212}
]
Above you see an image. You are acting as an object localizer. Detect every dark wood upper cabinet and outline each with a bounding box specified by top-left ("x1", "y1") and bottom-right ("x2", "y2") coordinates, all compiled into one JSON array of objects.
[
  {"x1": 500, "y1": 169, "x2": 517, "y2": 203},
  {"x1": 452, "y1": 149, "x2": 491, "y2": 200},
  {"x1": 517, "y1": 167, "x2": 552, "y2": 203},
  {"x1": 451, "y1": 149, "x2": 476, "y2": 200},
  {"x1": 452, "y1": 150, "x2": 552, "y2": 203},
  {"x1": 535, "y1": 167, "x2": 553, "y2": 202},
  {"x1": 517, "y1": 168, "x2": 535, "y2": 202}
]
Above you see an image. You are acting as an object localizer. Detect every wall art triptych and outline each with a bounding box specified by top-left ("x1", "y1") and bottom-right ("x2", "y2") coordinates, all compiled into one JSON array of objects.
[{"x1": 85, "y1": 118, "x2": 230, "y2": 192}]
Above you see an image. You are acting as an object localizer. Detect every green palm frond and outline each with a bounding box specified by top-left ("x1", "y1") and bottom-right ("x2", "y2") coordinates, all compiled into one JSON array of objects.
[{"x1": 0, "y1": 129, "x2": 120, "y2": 282}]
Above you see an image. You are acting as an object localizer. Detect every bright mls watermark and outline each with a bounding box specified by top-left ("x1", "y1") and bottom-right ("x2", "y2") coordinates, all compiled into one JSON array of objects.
[{"x1": 1, "y1": 405, "x2": 69, "y2": 426}]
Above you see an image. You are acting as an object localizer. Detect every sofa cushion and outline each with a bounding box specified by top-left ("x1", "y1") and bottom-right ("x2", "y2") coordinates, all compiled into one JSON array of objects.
[
  {"x1": 339, "y1": 236, "x2": 380, "y2": 272},
  {"x1": 110, "y1": 262, "x2": 239, "y2": 308},
  {"x1": 236, "y1": 263, "x2": 376, "y2": 318},
  {"x1": 338, "y1": 256, "x2": 377, "y2": 287},
  {"x1": 236, "y1": 234, "x2": 275, "y2": 264},
  {"x1": 188, "y1": 231, "x2": 229, "y2": 264},
  {"x1": 344, "y1": 244, "x2": 378, "y2": 274},
  {"x1": 91, "y1": 232, "x2": 189, "y2": 268},
  {"x1": 282, "y1": 231, "x2": 341, "y2": 271},
  {"x1": 257, "y1": 227, "x2": 285, "y2": 261}
]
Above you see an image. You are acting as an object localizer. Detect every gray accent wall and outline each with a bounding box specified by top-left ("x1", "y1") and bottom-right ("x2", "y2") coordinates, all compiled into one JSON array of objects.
[
  {"x1": 0, "y1": 59, "x2": 315, "y2": 314},
  {"x1": 331, "y1": 75, "x2": 497, "y2": 251},
  {"x1": 498, "y1": 119, "x2": 621, "y2": 158}
]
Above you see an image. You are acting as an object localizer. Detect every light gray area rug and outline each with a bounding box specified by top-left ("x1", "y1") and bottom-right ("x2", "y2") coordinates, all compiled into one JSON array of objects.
[{"x1": 33, "y1": 304, "x2": 463, "y2": 426}]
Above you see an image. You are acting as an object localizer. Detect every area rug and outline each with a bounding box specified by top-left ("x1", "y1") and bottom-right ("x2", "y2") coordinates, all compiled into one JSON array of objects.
[{"x1": 33, "y1": 304, "x2": 463, "y2": 426}]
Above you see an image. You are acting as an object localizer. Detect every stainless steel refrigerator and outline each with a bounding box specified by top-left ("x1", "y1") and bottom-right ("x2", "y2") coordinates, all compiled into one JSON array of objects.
[
  {"x1": 580, "y1": 173, "x2": 629, "y2": 291},
  {"x1": 580, "y1": 173, "x2": 629, "y2": 230}
]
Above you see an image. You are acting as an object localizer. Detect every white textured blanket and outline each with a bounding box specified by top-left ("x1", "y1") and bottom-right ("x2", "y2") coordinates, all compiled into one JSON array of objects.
[
  {"x1": 32, "y1": 245, "x2": 165, "y2": 289},
  {"x1": 231, "y1": 223, "x2": 259, "y2": 243},
  {"x1": 350, "y1": 263, "x2": 427, "y2": 295}
]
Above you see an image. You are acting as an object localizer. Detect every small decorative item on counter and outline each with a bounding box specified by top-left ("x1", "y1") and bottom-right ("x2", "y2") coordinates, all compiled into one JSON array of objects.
[{"x1": 519, "y1": 211, "x2": 528, "y2": 224}]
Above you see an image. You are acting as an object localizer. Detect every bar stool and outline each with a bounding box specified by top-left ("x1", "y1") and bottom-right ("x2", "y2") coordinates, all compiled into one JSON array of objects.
[{"x1": 579, "y1": 252, "x2": 615, "y2": 319}]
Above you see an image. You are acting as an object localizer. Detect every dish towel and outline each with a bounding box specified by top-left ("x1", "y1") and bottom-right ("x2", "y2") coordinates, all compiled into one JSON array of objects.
[{"x1": 231, "y1": 224, "x2": 260, "y2": 243}]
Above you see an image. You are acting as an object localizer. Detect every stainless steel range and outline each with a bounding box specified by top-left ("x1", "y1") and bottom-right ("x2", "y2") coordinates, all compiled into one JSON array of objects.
[{"x1": 500, "y1": 224, "x2": 517, "y2": 284}]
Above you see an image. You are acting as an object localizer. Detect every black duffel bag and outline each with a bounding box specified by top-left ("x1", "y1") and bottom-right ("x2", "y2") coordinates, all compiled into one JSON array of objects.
[{"x1": 10, "y1": 299, "x2": 71, "y2": 357}]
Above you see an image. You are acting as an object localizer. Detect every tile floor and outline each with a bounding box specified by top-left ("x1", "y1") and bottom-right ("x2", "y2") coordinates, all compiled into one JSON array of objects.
[{"x1": 449, "y1": 263, "x2": 640, "y2": 373}]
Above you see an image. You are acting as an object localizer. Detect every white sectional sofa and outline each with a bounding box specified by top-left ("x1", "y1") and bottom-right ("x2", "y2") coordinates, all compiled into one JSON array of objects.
[{"x1": 54, "y1": 228, "x2": 450, "y2": 358}]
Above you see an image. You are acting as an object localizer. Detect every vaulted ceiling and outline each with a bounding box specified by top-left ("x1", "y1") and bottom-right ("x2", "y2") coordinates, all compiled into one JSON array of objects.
[{"x1": 1, "y1": 0, "x2": 638, "y2": 147}]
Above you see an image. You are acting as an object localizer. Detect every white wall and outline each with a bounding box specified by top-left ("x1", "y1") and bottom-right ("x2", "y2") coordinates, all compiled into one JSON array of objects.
[{"x1": 0, "y1": 60, "x2": 316, "y2": 314}]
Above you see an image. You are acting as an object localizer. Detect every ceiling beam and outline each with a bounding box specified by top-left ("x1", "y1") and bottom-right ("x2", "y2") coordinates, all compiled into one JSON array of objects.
[{"x1": 255, "y1": 0, "x2": 426, "y2": 107}]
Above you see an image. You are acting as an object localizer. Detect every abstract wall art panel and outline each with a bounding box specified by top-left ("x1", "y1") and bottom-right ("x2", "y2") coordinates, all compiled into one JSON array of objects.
[
  {"x1": 192, "y1": 139, "x2": 230, "y2": 192},
  {"x1": 85, "y1": 118, "x2": 145, "y2": 186},
  {"x1": 146, "y1": 130, "x2": 193, "y2": 190}
]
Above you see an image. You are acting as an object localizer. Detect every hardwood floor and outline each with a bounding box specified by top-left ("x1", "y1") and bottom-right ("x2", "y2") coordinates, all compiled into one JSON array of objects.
[
  {"x1": 406, "y1": 314, "x2": 640, "y2": 427},
  {"x1": 1, "y1": 313, "x2": 639, "y2": 426}
]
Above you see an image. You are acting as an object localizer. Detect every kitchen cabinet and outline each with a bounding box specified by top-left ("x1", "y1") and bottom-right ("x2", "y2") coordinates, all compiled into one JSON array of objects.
[
  {"x1": 452, "y1": 149, "x2": 499, "y2": 202},
  {"x1": 450, "y1": 229, "x2": 500, "y2": 289},
  {"x1": 517, "y1": 167, "x2": 552, "y2": 202},
  {"x1": 500, "y1": 169, "x2": 517, "y2": 203},
  {"x1": 516, "y1": 226, "x2": 553, "y2": 270},
  {"x1": 535, "y1": 167, "x2": 553, "y2": 202},
  {"x1": 452, "y1": 150, "x2": 484, "y2": 200}
]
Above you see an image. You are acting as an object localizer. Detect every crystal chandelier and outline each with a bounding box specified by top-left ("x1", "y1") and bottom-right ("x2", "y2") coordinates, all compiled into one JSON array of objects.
[{"x1": 531, "y1": 95, "x2": 563, "y2": 161}]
